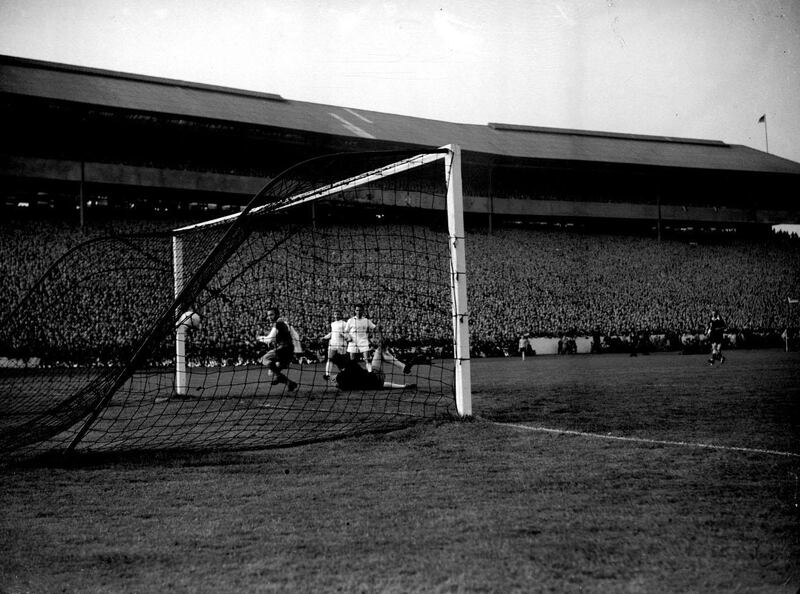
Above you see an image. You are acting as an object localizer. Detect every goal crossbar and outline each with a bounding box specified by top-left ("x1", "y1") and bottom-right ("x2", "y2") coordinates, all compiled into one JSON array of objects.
[{"x1": 173, "y1": 149, "x2": 450, "y2": 235}]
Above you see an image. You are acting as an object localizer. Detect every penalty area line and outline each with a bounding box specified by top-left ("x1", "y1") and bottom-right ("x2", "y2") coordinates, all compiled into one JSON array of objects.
[{"x1": 496, "y1": 422, "x2": 800, "y2": 458}]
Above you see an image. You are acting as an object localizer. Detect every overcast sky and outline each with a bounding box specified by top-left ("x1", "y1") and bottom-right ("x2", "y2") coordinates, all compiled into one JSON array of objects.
[{"x1": 1, "y1": 0, "x2": 799, "y2": 165}]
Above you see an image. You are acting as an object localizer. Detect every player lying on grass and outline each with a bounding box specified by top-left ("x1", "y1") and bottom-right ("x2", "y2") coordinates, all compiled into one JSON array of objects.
[{"x1": 329, "y1": 336, "x2": 415, "y2": 391}]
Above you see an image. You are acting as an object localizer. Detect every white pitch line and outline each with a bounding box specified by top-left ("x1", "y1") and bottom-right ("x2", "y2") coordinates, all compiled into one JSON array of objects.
[{"x1": 496, "y1": 422, "x2": 800, "y2": 458}]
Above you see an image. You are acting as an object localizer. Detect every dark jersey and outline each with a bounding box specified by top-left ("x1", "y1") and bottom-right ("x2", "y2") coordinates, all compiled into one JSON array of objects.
[
  {"x1": 262, "y1": 319, "x2": 294, "y2": 367},
  {"x1": 272, "y1": 320, "x2": 294, "y2": 350},
  {"x1": 335, "y1": 360, "x2": 383, "y2": 391},
  {"x1": 708, "y1": 316, "x2": 726, "y2": 342}
]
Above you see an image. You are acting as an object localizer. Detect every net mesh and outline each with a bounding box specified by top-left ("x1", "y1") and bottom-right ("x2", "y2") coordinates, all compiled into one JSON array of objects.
[{"x1": 0, "y1": 149, "x2": 460, "y2": 459}]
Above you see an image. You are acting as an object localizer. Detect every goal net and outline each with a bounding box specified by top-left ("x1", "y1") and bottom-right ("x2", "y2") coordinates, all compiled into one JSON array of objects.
[{"x1": 0, "y1": 146, "x2": 470, "y2": 459}]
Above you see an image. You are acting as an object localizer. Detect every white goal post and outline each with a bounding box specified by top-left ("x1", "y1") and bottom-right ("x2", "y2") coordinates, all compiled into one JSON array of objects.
[{"x1": 171, "y1": 144, "x2": 471, "y2": 416}]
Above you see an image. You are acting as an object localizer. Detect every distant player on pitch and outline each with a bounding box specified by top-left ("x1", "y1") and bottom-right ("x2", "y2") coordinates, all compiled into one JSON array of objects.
[
  {"x1": 706, "y1": 309, "x2": 727, "y2": 366},
  {"x1": 518, "y1": 334, "x2": 529, "y2": 360},
  {"x1": 345, "y1": 304, "x2": 377, "y2": 371}
]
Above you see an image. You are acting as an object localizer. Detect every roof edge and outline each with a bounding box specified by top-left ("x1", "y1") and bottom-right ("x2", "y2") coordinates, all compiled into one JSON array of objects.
[
  {"x1": 0, "y1": 54, "x2": 287, "y2": 103},
  {"x1": 488, "y1": 122, "x2": 728, "y2": 148}
]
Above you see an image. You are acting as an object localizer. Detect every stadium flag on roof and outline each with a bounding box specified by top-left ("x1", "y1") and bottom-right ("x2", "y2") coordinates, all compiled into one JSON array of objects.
[
  {"x1": 758, "y1": 114, "x2": 766, "y2": 123},
  {"x1": 788, "y1": 297, "x2": 799, "y2": 304}
]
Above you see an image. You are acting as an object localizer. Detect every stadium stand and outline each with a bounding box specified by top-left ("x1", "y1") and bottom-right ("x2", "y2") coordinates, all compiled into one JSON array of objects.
[
  {"x1": 3, "y1": 215, "x2": 799, "y2": 364},
  {"x1": 2, "y1": 55, "x2": 799, "y2": 363}
]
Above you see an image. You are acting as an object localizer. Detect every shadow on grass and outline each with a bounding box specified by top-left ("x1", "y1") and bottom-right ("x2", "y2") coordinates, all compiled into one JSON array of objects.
[{"x1": 3, "y1": 415, "x2": 466, "y2": 470}]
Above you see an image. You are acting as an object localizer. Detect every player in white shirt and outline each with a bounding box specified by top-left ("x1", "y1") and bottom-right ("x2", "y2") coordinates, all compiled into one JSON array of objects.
[
  {"x1": 321, "y1": 310, "x2": 348, "y2": 381},
  {"x1": 344, "y1": 304, "x2": 377, "y2": 371}
]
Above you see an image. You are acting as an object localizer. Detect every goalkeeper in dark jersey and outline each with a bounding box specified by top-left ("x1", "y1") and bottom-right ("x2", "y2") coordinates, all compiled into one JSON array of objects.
[{"x1": 706, "y1": 309, "x2": 727, "y2": 366}]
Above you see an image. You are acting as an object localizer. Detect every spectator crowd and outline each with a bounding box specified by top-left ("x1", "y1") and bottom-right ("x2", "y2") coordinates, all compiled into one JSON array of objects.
[{"x1": 2, "y1": 216, "x2": 799, "y2": 366}]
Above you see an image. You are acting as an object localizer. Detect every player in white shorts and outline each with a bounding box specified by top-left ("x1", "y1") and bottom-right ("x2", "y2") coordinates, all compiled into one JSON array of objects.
[
  {"x1": 345, "y1": 304, "x2": 377, "y2": 371},
  {"x1": 321, "y1": 310, "x2": 348, "y2": 381}
]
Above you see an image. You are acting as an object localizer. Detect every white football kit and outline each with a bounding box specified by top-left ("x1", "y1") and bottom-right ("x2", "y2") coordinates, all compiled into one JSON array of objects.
[
  {"x1": 324, "y1": 319, "x2": 348, "y2": 355},
  {"x1": 345, "y1": 316, "x2": 376, "y2": 354}
]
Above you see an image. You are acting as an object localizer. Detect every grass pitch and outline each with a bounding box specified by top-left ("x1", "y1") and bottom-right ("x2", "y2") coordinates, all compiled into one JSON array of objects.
[{"x1": 1, "y1": 350, "x2": 798, "y2": 592}]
